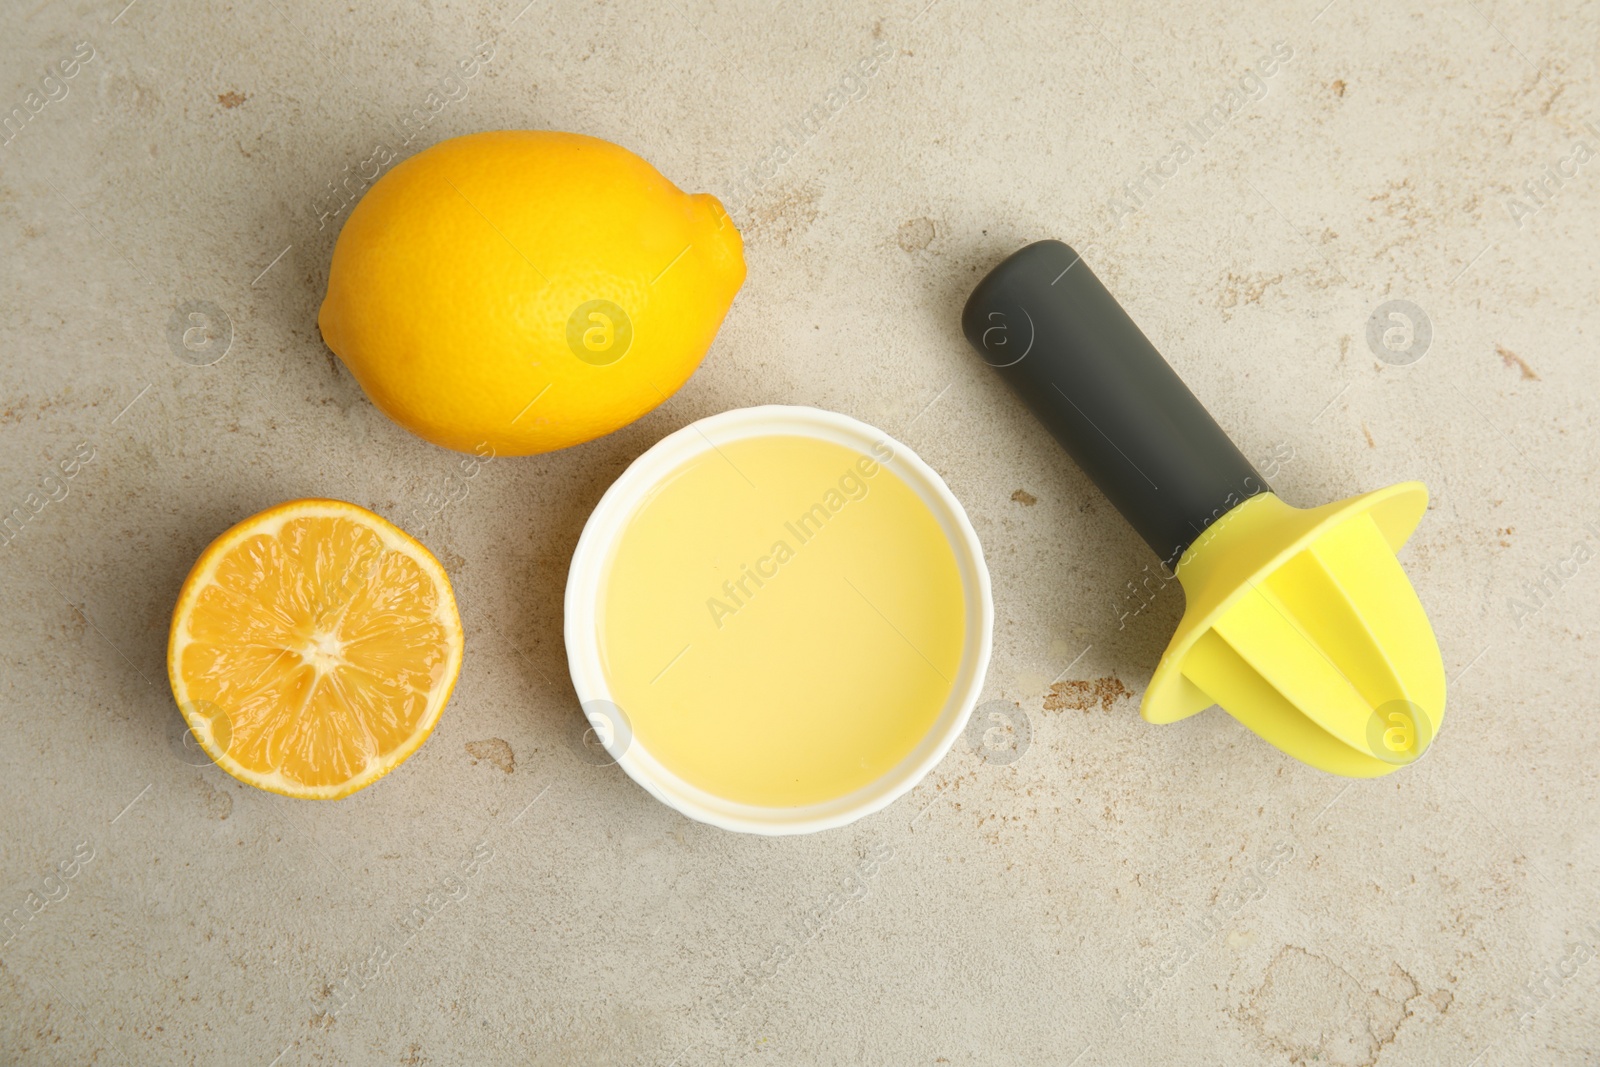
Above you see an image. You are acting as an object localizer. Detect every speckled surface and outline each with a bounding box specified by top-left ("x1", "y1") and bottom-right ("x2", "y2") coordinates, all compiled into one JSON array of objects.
[{"x1": 3, "y1": 0, "x2": 1599, "y2": 1063}]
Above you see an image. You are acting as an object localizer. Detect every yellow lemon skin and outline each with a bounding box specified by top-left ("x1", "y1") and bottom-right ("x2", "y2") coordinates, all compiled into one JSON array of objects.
[{"x1": 318, "y1": 130, "x2": 746, "y2": 456}]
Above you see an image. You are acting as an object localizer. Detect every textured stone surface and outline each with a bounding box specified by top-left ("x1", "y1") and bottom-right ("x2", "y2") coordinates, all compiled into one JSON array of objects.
[{"x1": 2, "y1": 0, "x2": 1598, "y2": 1063}]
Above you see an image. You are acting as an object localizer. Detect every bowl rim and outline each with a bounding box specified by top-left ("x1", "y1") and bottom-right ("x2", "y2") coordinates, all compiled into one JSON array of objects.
[{"x1": 562, "y1": 404, "x2": 993, "y2": 835}]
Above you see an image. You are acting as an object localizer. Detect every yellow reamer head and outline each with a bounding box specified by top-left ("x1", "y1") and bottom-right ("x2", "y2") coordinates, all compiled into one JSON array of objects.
[{"x1": 1145, "y1": 483, "x2": 1444, "y2": 775}]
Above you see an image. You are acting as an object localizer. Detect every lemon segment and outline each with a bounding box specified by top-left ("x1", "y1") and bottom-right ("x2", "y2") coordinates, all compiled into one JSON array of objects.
[{"x1": 167, "y1": 499, "x2": 464, "y2": 799}]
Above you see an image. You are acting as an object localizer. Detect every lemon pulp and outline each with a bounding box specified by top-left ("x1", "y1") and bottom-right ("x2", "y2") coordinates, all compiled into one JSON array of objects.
[
  {"x1": 598, "y1": 435, "x2": 966, "y2": 807},
  {"x1": 169, "y1": 500, "x2": 463, "y2": 799}
]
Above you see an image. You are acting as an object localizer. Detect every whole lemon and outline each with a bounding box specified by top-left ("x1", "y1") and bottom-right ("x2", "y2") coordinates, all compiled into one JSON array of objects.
[{"x1": 318, "y1": 130, "x2": 745, "y2": 455}]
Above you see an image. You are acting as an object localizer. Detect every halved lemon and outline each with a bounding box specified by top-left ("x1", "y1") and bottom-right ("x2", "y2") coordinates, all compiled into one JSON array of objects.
[{"x1": 167, "y1": 499, "x2": 463, "y2": 799}]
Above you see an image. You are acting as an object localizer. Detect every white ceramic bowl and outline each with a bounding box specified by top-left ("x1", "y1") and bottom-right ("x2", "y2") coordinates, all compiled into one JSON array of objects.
[{"x1": 563, "y1": 405, "x2": 993, "y2": 835}]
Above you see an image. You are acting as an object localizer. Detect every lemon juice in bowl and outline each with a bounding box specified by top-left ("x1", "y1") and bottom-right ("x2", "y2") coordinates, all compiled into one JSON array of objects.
[{"x1": 565, "y1": 406, "x2": 993, "y2": 834}]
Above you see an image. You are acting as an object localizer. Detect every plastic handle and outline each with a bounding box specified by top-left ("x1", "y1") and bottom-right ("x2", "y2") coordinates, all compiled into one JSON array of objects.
[{"x1": 961, "y1": 240, "x2": 1266, "y2": 566}]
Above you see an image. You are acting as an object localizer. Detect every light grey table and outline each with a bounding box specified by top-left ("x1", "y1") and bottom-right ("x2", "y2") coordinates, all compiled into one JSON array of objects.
[{"x1": 3, "y1": 0, "x2": 1597, "y2": 1063}]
